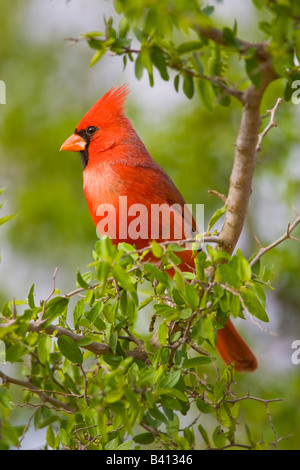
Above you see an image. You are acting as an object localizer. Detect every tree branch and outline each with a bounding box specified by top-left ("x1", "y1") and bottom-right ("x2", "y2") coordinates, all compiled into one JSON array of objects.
[
  {"x1": 36, "y1": 267, "x2": 58, "y2": 326},
  {"x1": 193, "y1": 24, "x2": 270, "y2": 61},
  {"x1": 0, "y1": 370, "x2": 75, "y2": 414},
  {"x1": 256, "y1": 98, "x2": 283, "y2": 153},
  {"x1": 218, "y1": 74, "x2": 278, "y2": 255},
  {"x1": 250, "y1": 207, "x2": 300, "y2": 267},
  {"x1": 28, "y1": 322, "x2": 111, "y2": 356}
]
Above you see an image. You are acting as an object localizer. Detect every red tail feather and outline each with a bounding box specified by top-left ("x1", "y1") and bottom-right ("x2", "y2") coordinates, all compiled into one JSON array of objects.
[{"x1": 216, "y1": 319, "x2": 258, "y2": 372}]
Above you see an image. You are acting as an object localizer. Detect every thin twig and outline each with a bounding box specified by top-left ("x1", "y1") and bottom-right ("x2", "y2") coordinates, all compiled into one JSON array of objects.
[
  {"x1": 36, "y1": 267, "x2": 58, "y2": 326},
  {"x1": 0, "y1": 370, "x2": 75, "y2": 414},
  {"x1": 250, "y1": 208, "x2": 300, "y2": 267},
  {"x1": 17, "y1": 410, "x2": 38, "y2": 450},
  {"x1": 80, "y1": 364, "x2": 89, "y2": 406},
  {"x1": 208, "y1": 190, "x2": 227, "y2": 204},
  {"x1": 256, "y1": 98, "x2": 283, "y2": 154}
]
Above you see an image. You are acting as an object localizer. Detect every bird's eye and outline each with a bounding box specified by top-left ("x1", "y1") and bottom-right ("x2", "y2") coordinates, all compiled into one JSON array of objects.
[{"x1": 86, "y1": 126, "x2": 98, "y2": 136}]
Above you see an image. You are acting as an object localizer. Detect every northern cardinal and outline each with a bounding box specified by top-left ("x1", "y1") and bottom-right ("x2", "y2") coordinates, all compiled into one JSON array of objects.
[{"x1": 60, "y1": 85, "x2": 257, "y2": 372}]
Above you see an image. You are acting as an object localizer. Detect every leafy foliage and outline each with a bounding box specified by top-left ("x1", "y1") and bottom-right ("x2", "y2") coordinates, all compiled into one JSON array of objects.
[
  {"x1": 0, "y1": 235, "x2": 282, "y2": 450},
  {"x1": 80, "y1": 0, "x2": 300, "y2": 107}
]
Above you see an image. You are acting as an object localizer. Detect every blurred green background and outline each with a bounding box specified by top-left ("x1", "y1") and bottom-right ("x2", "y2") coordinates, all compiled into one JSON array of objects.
[{"x1": 0, "y1": 0, "x2": 300, "y2": 449}]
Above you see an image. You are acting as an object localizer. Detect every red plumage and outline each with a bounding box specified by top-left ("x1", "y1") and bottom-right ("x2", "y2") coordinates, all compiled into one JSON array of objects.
[{"x1": 61, "y1": 85, "x2": 258, "y2": 373}]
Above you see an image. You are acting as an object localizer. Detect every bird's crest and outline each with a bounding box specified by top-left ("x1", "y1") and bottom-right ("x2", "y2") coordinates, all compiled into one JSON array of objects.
[{"x1": 77, "y1": 84, "x2": 130, "y2": 129}]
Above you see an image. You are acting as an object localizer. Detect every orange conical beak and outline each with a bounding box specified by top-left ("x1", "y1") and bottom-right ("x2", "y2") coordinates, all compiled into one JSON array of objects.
[{"x1": 60, "y1": 134, "x2": 86, "y2": 152}]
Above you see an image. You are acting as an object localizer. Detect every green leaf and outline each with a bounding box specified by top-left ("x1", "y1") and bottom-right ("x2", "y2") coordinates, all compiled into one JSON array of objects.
[
  {"x1": 144, "y1": 263, "x2": 169, "y2": 287},
  {"x1": 85, "y1": 300, "x2": 104, "y2": 325},
  {"x1": 46, "y1": 425, "x2": 55, "y2": 449},
  {"x1": 118, "y1": 17, "x2": 130, "y2": 38},
  {"x1": 160, "y1": 370, "x2": 181, "y2": 389},
  {"x1": 37, "y1": 336, "x2": 52, "y2": 365},
  {"x1": 177, "y1": 41, "x2": 203, "y2": 54},
  {"x1": 196, "y1": 398, "x2": 214, "y2": 414},
  {"x1": 191, "y1": 52, "x2": 204, "y2": 75},
  {"x1": 175, "y1": 435, "x2": 190, "y2": 450},
  {"x1": 77, "y1": 337, "x2": 94, "y2": 346},
  {"x1": 133, "y1": 433, "x2": 155, "y2": 445},
  {"x1": 259, "y1": 21, "x2": 272, "y2": 35},
  {"x1": 184, "y1": 427, "x2": 195, "y2": 446},
  {"x1": 197, "y1": 79, "x2": 215, "y2": 111},
  {"x1": 89, "y1": 49, "x2": 106, "y2": 67},
  {"x1": 245, "y1": 56, "x2": 262, "y2": 88},
  {"x1": 149, "y1": 405, "x2": 168, "y2": 424},
  {"x1": 0, "y1": 213, "x2": 16, "y2": 226},
  {"x1": 0, "y1": 388, "x2": 13, "y2": 409},
  {"x1": 43, "y1": 297, "x2": 69, "y2": 328},
  {"x1": 198, "y1": 423, "x2": 210, "y2": 446},
  {"x1": 158, "y1": 321, "x2": 168, "y2": 345},
  {"x1": 27, "y1": 284, "x2": 35, "y2": 309},
  {"x1": 240, "y1": 286, "x2": 269, "y2": 322},
  {"x1": 2, "y1": 422, "x2": 19, "y2": 447},
  {"x1": 195, "y1": 251, "x2": 206, "y2": 281},
  {"x1": 109, "y1": 332, "x2": 118, "y2": 354},
  {"x1": 58, "y1": 428, "x2": 71, "y2": 448},
  {"x1": 82, "y1": 31, "x2": 104, "y2": 39},
  {"x1": 172, "y1": 288, "x2": 186, "y2": 305},
  {"x1": 174, "y1": 270, "x2": 185, "y2": 292},
  {"x1": 116, "y1": 440, "x2": 134, "y2": 450},
  {"x1": 57, "y1": 335, "x2": 83, "y2": 364},
  {"x1": 106, "y1": 387, "x2": 124, "y2": 403},
  {"x1": 170, "y1": 331, "x2": 182, "y2": 343},
  {"x1": 138, "y1": 296, "x2": 153, "y2": 311},
  {"x1": 212, "y1": 426, "x2": 227, "y2": 448},
  {"x1": 135, "y1": 53, "x2": 144, "y2": 80},
  {"x1": 6, "y1": 343, "x2": 27, "y2": 363},
  {"x1": 215, "y1": 264, "x2": 240, "y2": 288},
  {"x1": 87, "y1": 38, "x2": 105, "y2": 50},
  {"x1": 151, "y1": 47, "x2": 169, "y2": 81},
  {"x1": 105, "y1": 437, "x2": 119, "y2": 450},
  {"x1": 234, "y1": 249, "x2": 252, "y2": 282},
  {"x1": 222, "y1": 27, "x2": 238, "y2": 47},
  {"x1": 151, "y1": 240, "x2": 164, "y2": 258},
  {"x1": 245, "y1": 423, "x2": 255, "y2": 446},
  {"x1": 229, "y1": 293, "x2": 241, "y2": 318},
  {"x1": 166, "y1": 414, "x2": 180, "y2": 436},
  {"x1": 185, "y1": 284, "x2": 199, "y2": 310},
  {"x1": 182, "y1": 72, "x2": 194, "y2": 99},
  {"x1": 112, "y1": 265, "x2": 134, "y2": 292},
  {"x1": 76, "y1": 270, "x2": 90, "y2": 289},
  {"x1": 208, "y1": 205, "x2": 226, "y2": 231},
  {"x1": 201, "y1": 5, "x2": 214, "y2": 16},
  {"x1": 182, "y1": 356, "x2": 211, "y2": 368},
  {"x1": 103, "y1": 354, "x2": 122, "y2": 368},
  {"x1": 73, "y1": 298, "x2": 85, "y2": 328}
]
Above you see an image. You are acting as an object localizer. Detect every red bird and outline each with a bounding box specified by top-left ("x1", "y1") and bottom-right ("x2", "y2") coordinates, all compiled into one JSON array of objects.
[{"x1": 60, "y1": 85, "x2": 257, "y2": 372}]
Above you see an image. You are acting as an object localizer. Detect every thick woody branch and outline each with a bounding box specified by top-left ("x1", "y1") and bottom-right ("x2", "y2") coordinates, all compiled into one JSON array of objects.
[
  {"x1": 218, "y1": 61, "x2": 278, "y2": 254},
  {"x1": 193, "y1": 24, "x2": 270, "y2": 61},
  {"x1": 28, "y1": 322, "x2": 111, "y2": 356}
]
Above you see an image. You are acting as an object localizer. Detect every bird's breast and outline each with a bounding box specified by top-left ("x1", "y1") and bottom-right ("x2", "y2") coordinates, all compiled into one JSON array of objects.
[{"x1": 83, "y1": 163, "x2": 123, "y2": 219}]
